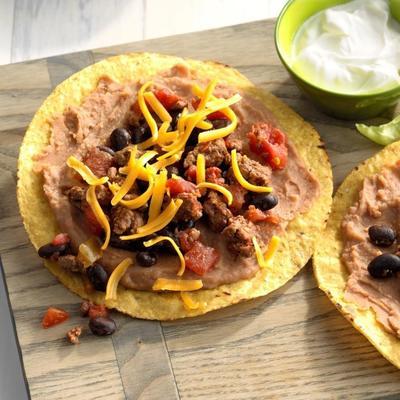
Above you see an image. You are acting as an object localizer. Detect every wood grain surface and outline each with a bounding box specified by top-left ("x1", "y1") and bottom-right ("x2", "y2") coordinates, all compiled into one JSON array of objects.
[{"x1": 1, "y1": 19, "x2": 400, "y2": 400}]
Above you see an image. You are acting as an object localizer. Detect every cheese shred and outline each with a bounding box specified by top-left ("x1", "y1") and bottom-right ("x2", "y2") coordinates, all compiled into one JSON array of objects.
[
  {"x1": 120, "y1": 198, "x2": 183, "y2": 240},
  {"x1": 231, "y1": 149, "x2": 273, "y2": 193},
  {"x1": 138, "y1": 82, "x2": 158, "y2": 141},
  {"x1": 152, "y1": 278, "x2": 203, "y2": 291},
  {"x1": 66, "y1": 156, "x2": 108, "y2": 186},
  {"x1": 197, "y1": 182, "x2": 233, "y2": 205},
  {"x1": 148, "y1": 169, "x2": 168, "y2": 222},
  {"x1": 105, "y1": 257, "x2": 133, "y2": 301},
  {"x1": 143, "y1": 91, "x2": 172, "y2": 122},
  {"x1": 111, "y1": 149, "x2": 157, "y2": 206},
  {"x1": 86, "y1": 186, "x2": 111, "y2": 250},
  {"x1": 144, "y1": 235, "x2": 186, "y2": 276},
  {"x1": 196, "y1": 154, "x2": 206, "y2": 184},
  {"x1": 252, "y1": 236, "x2": 280, "y2": 268}
]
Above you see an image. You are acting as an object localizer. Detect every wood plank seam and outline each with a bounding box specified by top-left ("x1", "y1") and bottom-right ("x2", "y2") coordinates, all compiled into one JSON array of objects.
[
  {"x1": 160, "y1": 324, "x2": 181, "y2": 400},
  {"x1": 111, "y1": 337, "x2": 129, "y2": 400}
]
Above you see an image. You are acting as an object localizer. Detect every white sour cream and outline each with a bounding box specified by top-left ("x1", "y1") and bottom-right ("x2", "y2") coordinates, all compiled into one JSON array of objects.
[{"x1": 291, "y1": 0, "x2": 400, "y2": 94}]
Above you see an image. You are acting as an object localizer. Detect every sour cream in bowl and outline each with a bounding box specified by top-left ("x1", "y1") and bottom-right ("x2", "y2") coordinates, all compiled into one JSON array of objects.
[{"x1": 275, "y1": 0, "x2": 400, "y2": 119}]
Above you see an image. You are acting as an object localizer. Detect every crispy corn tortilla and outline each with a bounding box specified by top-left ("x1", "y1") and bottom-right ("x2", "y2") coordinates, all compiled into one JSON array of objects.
[
  {"x1": 313, "y1": 141, "x2": 400, "y2": 368},
  {"x1": 17, "y1": 53, "x2": 332, "y2": 320}
]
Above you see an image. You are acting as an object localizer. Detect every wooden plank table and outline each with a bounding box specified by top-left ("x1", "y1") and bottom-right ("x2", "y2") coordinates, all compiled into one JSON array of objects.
[{"x1": 1, "y1": 19, "x2": 400, "y2": 400}]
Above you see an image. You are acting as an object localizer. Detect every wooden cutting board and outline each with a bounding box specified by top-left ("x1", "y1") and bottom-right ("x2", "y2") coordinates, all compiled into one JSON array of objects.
[{"x1": 2, "y1": 19, "x2": 400, "y2": 400}]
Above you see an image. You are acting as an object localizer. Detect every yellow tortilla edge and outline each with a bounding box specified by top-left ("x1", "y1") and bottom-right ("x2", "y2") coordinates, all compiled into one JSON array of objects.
[
  {"x1": 313, "y1": 140, "x2": 400, "y2": 368},
  {"x1": 17, "y1": 52, "x2": 333, "y2": 320}
]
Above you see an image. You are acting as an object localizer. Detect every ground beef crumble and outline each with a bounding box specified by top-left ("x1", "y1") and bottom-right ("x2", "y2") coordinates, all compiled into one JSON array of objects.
[
  {"x1": 183, "y1": 138, "x2": 230, "y2": 168},
  {"x1": 228, "y1": 153, "x2": 271, "y2": 186},
  {"x1": 203, "y1": 191, "x2": 233, "y2": 232},
  {"x1": 222, "y1": 215, "x2": 257, "y2": 257},
  {"x1": 175, "y1": 192, "x2": 203, "y2": 222},
  {"x1": 111, "y1": 205, "x2": 144, "y2": 235}
]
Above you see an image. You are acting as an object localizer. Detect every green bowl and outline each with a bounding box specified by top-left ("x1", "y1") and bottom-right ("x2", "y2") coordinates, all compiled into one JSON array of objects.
[{"x1": 275, "y1": 0, "x2": 400, "y2": 120}]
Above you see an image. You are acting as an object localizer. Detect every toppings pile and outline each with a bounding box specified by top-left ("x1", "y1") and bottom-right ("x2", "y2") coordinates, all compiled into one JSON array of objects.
[{"x1": 38, "y1": 78, "x2": 288, "y2": 309}]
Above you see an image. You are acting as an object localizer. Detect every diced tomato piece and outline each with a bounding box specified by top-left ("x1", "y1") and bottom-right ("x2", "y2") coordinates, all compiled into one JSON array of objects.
[
  {"x1": 83, "y1": 147, "x2": 114, "y2": 178},
  {"x1": 52, "y1": 233, "x2": 70, "y2": 246},
  {"x1": 228, "y1": 183, "x2": 247, "y2": 214},
  {"x1": 184, "y1": 241, "x2": 220, "y2": 276},
  {"x1": 83, "y1": 206, "x2": 103, "y2": 236},
  {"x1": 154, "y1": 88, "x2": 180, "y2": 110},
  {"x1": 191, "y1": 98, "x2": 229, "y2": 121},
  {"x1": 245, "y1": 206, "x2": 280, "y2": 224},
  {"x1": 166, "y1": 178, "x2": 197, "y2": 197},
  {"x1": 245, "y1": 206, "x2": 267, "y2": 222},
  {"x1": 184, "y1": 165, "x2": 197, "y2": 183},
  {"x1": 247, "y1": 123, "x2": 288, "y2": 170},
  {"x1": 264, "y1": 213, "x2": 280, "y2": 225},
  {"x1": 88, "y1": 304, "x2": 109, "y2": 319},
  {"x1": 42, "y1": 307, "x2": 69, "y2": 329},
  {"x1": 206, "y1": 167, "x2": 224, "y2": 185},
  {"x1": 207, "y1": 110, "x2": 229, "y2": 121}
]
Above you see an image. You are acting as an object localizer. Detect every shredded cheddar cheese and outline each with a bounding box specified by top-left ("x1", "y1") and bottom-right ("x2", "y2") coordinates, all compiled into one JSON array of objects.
[
  {"x1": 180, "y1": 292, "x2": 200, "y2": 310},
  {"x1": 191, "y1": 84, "x2": 240, "y2": 143},
  {"x1": 105, "y1": 257, "x2": 133, "y2": 301},
  {"x1": 148, "y1": 169, "x2": 168, "y2": 222},
  {"x1": 197, "y1": 79, "x2": 217, "y2": 111},
  {"x1": 157, "y1": 130, "x2": 179, "y2": 146},
  {"x1": 197, "y1": 182, "x2": 233, "y2": 205},
  {"x1": 149, "y1": 153, "x2": 181, "y2": 173},
  {"x1": 143, "y1": 91, "x2": 172, "y2": 122},
  {"x1": 111, "y1": 149, "x2": 157, "y2": 206},
  {"x1": 144, "y1": 235, "x2": 185, "y2": 276},
  {"x1": 231, "y1": 149, "x2": 272, "y2": 193},
  {"x1": 152, "y1": 278, "x2": 203, "y2": 291},
  {"x1": 252, "y1": 236, "x2": 280, "y2": 268},
  {"x1": 109, "y1": 175, "x2": 155, "y2": 210},
  {"x1": 196, "y1": 154, "x2": 206, "y2": 184},
  {"x1": 196, "y1": 120, "x2": 213, "y2": 130},
  {"x1": 66, "y1": 156, "x2": 108, "y2": 186},
  {"x1": 86, "y1": 186, "x2": 111, "y2": 250},
  {"x1": 138, "y1": 82, "x2": 158, "y2": 141},
  {"x1": 120, "y1": 198, "x2": 183, "y2": 240}
]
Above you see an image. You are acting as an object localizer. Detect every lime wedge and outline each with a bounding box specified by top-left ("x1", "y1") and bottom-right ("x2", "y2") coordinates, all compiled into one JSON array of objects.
[{"x1": 390, "y1": 0, "x2": 400, "y2": 23}]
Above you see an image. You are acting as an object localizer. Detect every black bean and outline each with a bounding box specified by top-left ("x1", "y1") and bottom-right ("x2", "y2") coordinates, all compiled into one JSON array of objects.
[
  {"x1": 97, "y1": 145, "x2": 115, "y2": 156},
  {"x1": 110, "y1": 128, "x2": 131, "y2": 151},
  {"x1": 250, "y1": 193, "x2": 279, "y2": 211},
  {"x1": 368, "y1": 225, "x2": 396, "y2": 248},
  {"x1": 368, "y1": 253, "x2": 400, "y2": 279},
  {"x1": 130, "y1": 123, "x2": 151, "y2": 144},
  {"x1": 89, "y1": 316, "x2": 116, "y2": 336},
  {"x1": 86, "y1": 264, "x2": 108, "y2": 292},
  {"x1": 38, "y1": 243, "x2": 68, "y2": 259},
  {"x1": 136, "y1": 251, "x2": 157, "y2": 267},
  {"x1": 178, "y1": 220, "x2": 195, "y2": 230}
]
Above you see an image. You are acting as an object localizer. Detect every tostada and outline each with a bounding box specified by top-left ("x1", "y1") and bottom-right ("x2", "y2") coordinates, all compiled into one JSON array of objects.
[
  {"x1": 314, "y1": 141, "x2": 400, "y2": 368},
  {"x1": 18, "y1": 53, "x2": 332, "y2": 320}
]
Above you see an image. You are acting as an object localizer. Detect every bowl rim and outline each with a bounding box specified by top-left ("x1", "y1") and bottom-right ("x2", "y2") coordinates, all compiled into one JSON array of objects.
[{"x1": 274, "y1": 0, "x2": 400, "y2": 99}]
